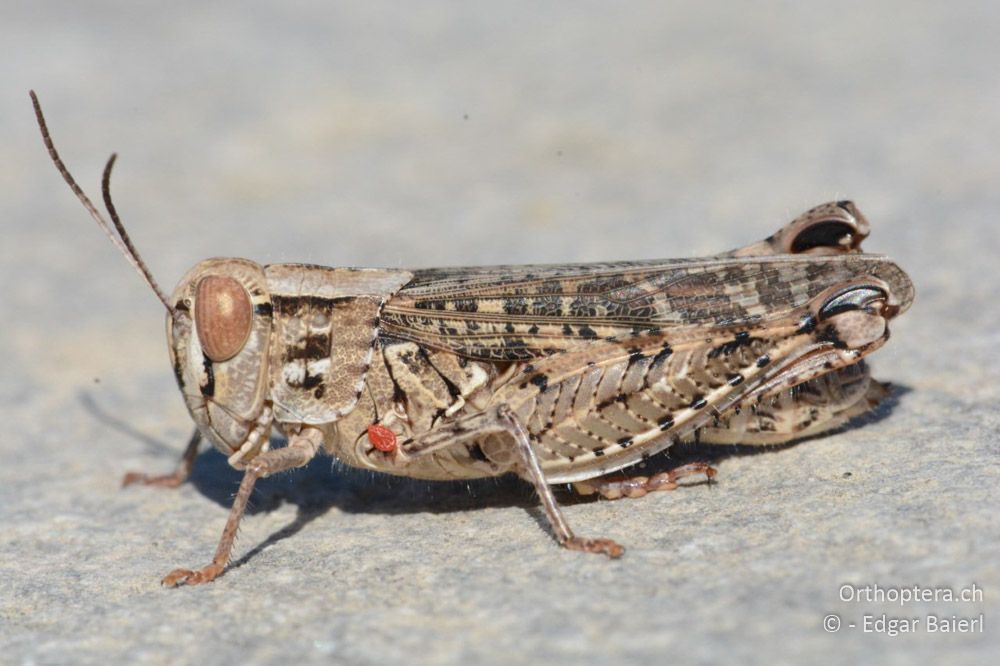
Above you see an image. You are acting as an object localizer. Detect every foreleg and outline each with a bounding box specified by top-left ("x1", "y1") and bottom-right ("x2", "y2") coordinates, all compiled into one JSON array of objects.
[{"x1": 161, "y1": 426, "x2": 323, "y2": 587}]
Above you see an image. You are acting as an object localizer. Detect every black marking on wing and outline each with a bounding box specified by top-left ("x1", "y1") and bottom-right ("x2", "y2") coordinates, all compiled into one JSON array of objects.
[{"x1": 380, "y1": 255, "x2": 900, "y2": 362}]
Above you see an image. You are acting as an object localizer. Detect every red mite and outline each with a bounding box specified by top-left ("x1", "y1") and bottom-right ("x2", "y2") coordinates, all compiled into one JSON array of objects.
[{"x1": 367, "y1": 424, "x2": 397, "y2": 453}]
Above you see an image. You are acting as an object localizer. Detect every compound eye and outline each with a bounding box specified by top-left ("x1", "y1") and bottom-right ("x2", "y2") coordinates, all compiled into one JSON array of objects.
[{"x1": 195, "y1": 276, "x2": 253, "y2": 362}]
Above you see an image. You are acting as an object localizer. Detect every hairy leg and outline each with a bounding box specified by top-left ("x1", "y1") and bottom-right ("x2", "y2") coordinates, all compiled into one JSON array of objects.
[{"x1": 162, "y1": 426, "x2": 323, "y2": 587}]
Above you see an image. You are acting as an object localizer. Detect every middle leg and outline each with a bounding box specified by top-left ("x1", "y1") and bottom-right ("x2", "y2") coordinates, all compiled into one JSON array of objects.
[{"x1": 399, "y1": 405, "x2": 624, "y2": 558}]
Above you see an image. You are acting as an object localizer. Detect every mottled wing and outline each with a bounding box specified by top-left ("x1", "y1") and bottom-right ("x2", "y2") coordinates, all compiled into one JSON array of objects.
[{"x1": 380, "y1": 255, "x2": 907, "y2": 361}]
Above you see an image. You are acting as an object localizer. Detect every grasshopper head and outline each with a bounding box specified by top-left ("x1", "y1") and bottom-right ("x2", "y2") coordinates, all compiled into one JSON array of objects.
[
  {"x1": 30, "y1": 92, "x2": 278, "y2": 466},
  {"x1": 168, "y1": 259, "x2": 275, "y2": 465}
]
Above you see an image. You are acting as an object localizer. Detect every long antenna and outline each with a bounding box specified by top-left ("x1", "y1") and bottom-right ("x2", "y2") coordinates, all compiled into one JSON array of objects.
[{"x1": 30, "y1": 90, "x2": 174, "y2": 313}]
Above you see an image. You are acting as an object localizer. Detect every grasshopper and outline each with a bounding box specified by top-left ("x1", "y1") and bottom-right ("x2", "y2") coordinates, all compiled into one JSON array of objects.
[{"x1": 32, "y1": 92, "x2": 914, "y2": 587}]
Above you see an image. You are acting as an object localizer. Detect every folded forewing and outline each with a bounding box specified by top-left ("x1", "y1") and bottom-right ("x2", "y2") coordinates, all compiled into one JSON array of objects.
[{"x1": 380, "y1": 255, "x2": 902, "y2": 361}]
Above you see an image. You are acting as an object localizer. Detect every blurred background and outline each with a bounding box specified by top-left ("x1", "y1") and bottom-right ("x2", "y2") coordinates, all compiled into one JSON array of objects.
[{"x1": 1, "y1": 2, "x2": 996, "y2": 664}]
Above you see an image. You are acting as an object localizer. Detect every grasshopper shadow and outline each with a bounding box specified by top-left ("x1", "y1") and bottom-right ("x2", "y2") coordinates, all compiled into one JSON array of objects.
[
  {"x1": 81, "y1": 383, "x2": 910, "y2": 567},
  {"x1": 190, "y1": 445, "x2": 541, "y2": 571},
  {"x1": 77, "y1": 389, "x2": 537, "y2": 517},
  {"x1": 187, "y1": 445, "x2": 538, "y2": 517}
]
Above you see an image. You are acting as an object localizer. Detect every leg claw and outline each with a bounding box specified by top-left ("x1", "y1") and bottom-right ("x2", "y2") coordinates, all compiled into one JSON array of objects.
[
  {"x1": 564, "y1": 536, "x2": 625, "y2": 558},
  {"x1": 161, "y1": 563, "x2": 224, "y2": 587}
]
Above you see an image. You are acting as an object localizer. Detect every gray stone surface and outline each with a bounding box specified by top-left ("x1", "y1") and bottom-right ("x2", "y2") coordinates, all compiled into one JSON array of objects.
[{"x1": 1, "y1": 2, "x2": 996, "y2": 664}]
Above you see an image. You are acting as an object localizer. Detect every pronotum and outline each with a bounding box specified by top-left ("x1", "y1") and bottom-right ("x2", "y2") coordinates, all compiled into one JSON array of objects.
[{"x1": 32, "y1": 92, "x2": 914, "y2": 586}]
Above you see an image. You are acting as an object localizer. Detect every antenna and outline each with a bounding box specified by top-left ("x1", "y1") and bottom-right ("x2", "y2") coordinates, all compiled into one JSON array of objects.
[{"x1": 30, "y1": 90, "x2": 174, "y2": 314}]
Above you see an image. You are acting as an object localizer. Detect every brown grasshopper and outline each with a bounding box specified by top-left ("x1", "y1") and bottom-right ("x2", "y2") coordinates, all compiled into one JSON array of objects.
[{"x1": 32, "y1": 92, "x2": 914, "y2": 587}]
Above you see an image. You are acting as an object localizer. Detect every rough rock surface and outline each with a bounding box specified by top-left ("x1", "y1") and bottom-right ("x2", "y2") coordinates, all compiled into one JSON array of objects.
[{"x1": 1, "y1": 2, "x2": 996, "y2": 664}]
